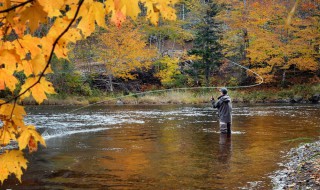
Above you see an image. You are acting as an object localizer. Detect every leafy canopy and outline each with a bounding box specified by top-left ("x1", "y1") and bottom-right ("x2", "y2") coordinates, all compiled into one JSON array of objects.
[{"x1": 0, "y1": 0, "x2": 177, "y2": 185}]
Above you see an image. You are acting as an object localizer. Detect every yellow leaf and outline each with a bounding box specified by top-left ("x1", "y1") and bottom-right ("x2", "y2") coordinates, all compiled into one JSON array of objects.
[
  {"x1": 14, "y1": 35, "x2": 42, "y2": 59},
  {"x1": 45, "y1": 17, "x2": 79, "y2": 59},
  {"x1": 18, "y1": 125, "x2": 46, "y2": 151},
  {"x1": 60, "y1": 28, "x2": 82, "y2": 44},
  {"x1": 41, "y1": 36, "x2": 55, "y2": 57},
  {"x1": 0, "y1": 127, "x2": 14, "y2": 145},
  {"x1": 0, "y1": 69, "x2": 19, "y2": 92},
  {"x1": 77, "y1": 12, "x2": 95, "y2": 37},
  {"x1": 0, "y1": 79, "x2": 4, "y2": 90},
  {"x1": 55, "y1": 28, "x2": 82, "y2": 59},
  {"x1": 0, "y1": 49, "x2": 20, "y2": 73},
  {"x1": 105, "y1": 0, "x2": 115, "y2": 14},
  {"x1": 122, "y1": 0, "x2": 140, "y2": 19},
  {"x1": 92, "y1": 2, "x2": 107, "y2": 28},
  {"x1": 39, "y1": 77, "x2": 56, "y2": 94},
  {"x1": 20, "y1": 1, "x2": 48, "y2": 33},
  {"x1": 38, "y1": 0, "x2": 64, "y2": 17},
  {"x1": 30, "y1": 54, "x2": 46, "y2": 75},
  {"x1": 78, "y1": 1, "x2": 107, "y2": 37},
  {"x1": 141, "y1": 0, "x2": 177, "y2": 25},
  {"x1": 17, "y1": 60, "x2": 33, "y2": 77},
  {"x1": 0, "y1": 150, "x2": 28, "y2": 184},
  {"x1": 20, "y1": 77, "x2": 56, "y2": 104},
  {"x1": 0, "y1": 102, "x2": 26, "y2": 128},
  {"x1": 11, "y1": 22, "x2": 27, "y2": 38},
  {"x1": 144, "y1": 2, "x2": 160, "y2": 25}
]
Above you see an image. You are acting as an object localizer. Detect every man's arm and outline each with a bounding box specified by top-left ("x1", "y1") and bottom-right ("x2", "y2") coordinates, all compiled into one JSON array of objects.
[{"x1": 213, "y1": 99, "x2": 222, "y2": 108}]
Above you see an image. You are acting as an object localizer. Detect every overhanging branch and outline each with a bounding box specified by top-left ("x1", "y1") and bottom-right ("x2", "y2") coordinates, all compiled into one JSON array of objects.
[
  {"x1": 0, "y1": 0, "x2": 85, "y2": 106},
  {"x1": 0, "y1": 0, "x2": 34, "y2": 14}
]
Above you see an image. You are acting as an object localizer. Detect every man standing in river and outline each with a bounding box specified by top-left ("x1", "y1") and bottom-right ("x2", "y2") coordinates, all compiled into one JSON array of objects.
[{"x1": 211, "y1": 88, "x2": 232, "y2": 134}]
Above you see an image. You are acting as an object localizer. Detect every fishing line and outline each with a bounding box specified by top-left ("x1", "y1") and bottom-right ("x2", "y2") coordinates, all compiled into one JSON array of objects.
[{"x1": 67, "y1": 59, "x2": 264, "y2": 114}]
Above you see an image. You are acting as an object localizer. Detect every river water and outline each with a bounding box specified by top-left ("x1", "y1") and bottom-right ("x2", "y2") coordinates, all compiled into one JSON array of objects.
[{"x1": 3, "y1": 104, "x2": 320, "y2": 189}]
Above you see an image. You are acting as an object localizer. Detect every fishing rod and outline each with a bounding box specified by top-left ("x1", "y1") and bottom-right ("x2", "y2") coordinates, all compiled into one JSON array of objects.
[{"x1": 67, "y1": 59, "x2": 264, "y2": 114}]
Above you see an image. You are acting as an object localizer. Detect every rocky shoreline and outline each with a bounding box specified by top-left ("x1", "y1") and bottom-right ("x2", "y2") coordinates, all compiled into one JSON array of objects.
[{"x1": 271, "y1": 141, "x2": 320, "y2": 190}]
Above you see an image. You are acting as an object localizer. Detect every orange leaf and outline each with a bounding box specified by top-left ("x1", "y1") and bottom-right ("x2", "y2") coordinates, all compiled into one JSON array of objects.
[
  {"x1": 20, "y1": 1, "x2": 48, "y2": 33},
  {"x1": 18, "y1": 125, "x2": 46, "y2": 152},
  {"x1": 111, "y1": 9, "x2": 126, "y2": 27}
]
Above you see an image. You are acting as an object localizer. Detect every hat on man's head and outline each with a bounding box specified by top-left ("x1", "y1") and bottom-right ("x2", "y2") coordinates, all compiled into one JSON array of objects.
[{"x1": 220, "y1": 87, "x2": 228, "y2": 95}]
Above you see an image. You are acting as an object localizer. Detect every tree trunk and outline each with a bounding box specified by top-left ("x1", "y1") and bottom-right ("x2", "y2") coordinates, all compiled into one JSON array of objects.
[
  {"x1": 182, "y1": 4, "x2": 185, "y2": 20},
  {"x1": 281, "y1": 70, "x2": 286, "y2": 87},
  {"x1": 242, "y1": 28, "x2": 249, "y2": 60},
  {"x1": 205, "y1": 60, "x2": 210, "y2": 87},
  {"x1": 108, "y1": 74, "x2": 114, "y2": 92}
]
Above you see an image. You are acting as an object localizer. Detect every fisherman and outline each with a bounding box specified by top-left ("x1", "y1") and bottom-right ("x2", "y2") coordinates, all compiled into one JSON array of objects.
[{"x1": 211, "y1": 88, "x2": 232, "y2": 134}]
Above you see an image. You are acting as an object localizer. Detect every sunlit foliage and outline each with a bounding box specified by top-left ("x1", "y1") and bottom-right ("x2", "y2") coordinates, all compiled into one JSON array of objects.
[{"x1": 0, "y1": 0, "x2": 177, "y2": 184}]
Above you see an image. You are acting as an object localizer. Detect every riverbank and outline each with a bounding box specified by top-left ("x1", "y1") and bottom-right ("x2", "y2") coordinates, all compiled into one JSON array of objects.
[
  {"x1": 20, "y1": 84, "x2": 320, "y2": 105},
  {"x1": 271, "y1": 141, "x2": 320, "y2": 190}
]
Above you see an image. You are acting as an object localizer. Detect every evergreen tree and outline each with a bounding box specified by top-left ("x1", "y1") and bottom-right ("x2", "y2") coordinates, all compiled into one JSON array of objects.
[{"x1": 188, "y1": 0, "x2": 223, "y2": 86}]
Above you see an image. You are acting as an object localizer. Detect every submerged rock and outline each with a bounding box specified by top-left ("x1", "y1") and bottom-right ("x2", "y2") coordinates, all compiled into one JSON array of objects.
[
  {"x1": 309, "y1": 94, "x2": 320, "y2": 103},
  {"x1": 116, "y1": 99, "x2": 124, "y2": 105},
  {"x1": 290, "y1": 96, "x2": 304, "y2": 103}
]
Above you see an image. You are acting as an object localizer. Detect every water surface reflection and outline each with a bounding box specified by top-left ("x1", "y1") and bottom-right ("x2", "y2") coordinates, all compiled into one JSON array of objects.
[{"x1": 2, "y1": 104, "x2": 320, "y2": 189}]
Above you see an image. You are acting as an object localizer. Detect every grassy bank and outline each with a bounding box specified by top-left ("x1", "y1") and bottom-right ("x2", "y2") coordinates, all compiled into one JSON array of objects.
[{"x1": 20, "y1": 84, "x2": 320, "y2": 105}]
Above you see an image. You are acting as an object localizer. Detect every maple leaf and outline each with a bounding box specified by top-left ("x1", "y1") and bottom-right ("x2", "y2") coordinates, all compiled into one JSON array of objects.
[
  {"x1": 18, "y1": 125, "x2": 46, "y2": 152},
  {"x1": 0, "y1": 103, "x2": 26, "y2": 139},
  {"x1": 0, "y1": 49, "x2": 20, "y2": 73},
  {"x1": 0, "y1": 150, "x2": 28, "y2": 184},
  {"x1": 105, "y1": 0, "x2": 115, "y2": 14},
  {"x1": 55, "y1": 28, "x2": 82, "y2": 59},
  {"x1": 111, "y1": 8, "x2": 126, "y2": 27},
  {"x1": 0, "y1": 127, "x2": 15, "y2": 145},
  {"x1": 110, "y1": 0, "x2": 140, "y2": 20},
  {"x1": 0, "y1": 102, "x2": 26, "y2": 120},
  {"x1": 44, "y1": 17, "x2": 81, "y2": 59},
  {"x1": 0, "y1": 69, "x2": 19, "y2": 92},
  {"x1": 124, "y1": 0, "x2": 140, "y2": 19},
  {"x1": 20, "y1": 77, "x2": 56, "y2": 104},
  {"x1": 78, "y1": 1, "x2": 107, "y2": 37},
  {"x1": 38, "y1": 0, "x2": 64, "y2": 17},
  {"x1": 14, "y1": 35, "x2": 42, "y2": 59},
  {"x1": 143, "y1": 1, "x2": 160, "y2": 25},
  {"x1": 20, "y1": 1, "x2": 48, "y2": 33},
  {"x1": 0, "y1": 80, "x2": 5, "y2": 90},
  {"x1": 30, "y1": 54, "x2": 53, "y2": 75}
]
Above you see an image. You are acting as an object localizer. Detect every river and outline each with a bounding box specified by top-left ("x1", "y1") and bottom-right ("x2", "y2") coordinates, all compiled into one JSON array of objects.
[{"x1": 2, "y1": 104, "x2": 320, "y2": 189}]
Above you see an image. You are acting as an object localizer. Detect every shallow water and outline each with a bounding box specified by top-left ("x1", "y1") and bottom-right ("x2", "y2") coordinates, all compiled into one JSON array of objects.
[{"x1": 3, "y1": 104, "x2": 320, "y2": 189}]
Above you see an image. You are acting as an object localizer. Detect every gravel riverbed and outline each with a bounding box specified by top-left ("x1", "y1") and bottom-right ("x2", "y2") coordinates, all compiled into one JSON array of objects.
[{"x1": 271, "y1": 141, "x2": 320, "y2": 190}]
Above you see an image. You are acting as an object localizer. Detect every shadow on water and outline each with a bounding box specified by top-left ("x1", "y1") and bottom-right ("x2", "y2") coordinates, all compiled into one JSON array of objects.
[{"x1": 2, "y1": 104, "x2": 320, "y2": 189}]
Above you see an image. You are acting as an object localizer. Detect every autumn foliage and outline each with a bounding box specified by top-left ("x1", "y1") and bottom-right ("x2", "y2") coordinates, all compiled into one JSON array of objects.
[
  {"x1": 97, "y1": 22, "x2": 157, "y2": 91},
  {"x1": 217, "y1": 0, "x2": 319, "y2": 83},
  {"x1": 0, "y1": 0, "x2": 177, "y2": 184}
]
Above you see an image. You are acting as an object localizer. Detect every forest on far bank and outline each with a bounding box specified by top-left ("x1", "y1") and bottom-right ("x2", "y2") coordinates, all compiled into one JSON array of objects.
[{"x1": 1, "y1": 0, "x2": 319, "y2": 99}]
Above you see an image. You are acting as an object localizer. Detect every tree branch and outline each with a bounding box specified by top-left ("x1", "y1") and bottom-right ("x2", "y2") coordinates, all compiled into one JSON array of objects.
[
  {"x1": 0, "y1": 0, "x2": 85, "y2": 106},
  {"x1": 0, "y1": 0, "x2": 34, "y2": 14}
]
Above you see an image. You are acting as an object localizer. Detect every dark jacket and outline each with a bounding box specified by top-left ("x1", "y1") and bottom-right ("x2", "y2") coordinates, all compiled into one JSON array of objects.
[{"x1": 211, "y1": 95, "x2": 232, "y2": 123}]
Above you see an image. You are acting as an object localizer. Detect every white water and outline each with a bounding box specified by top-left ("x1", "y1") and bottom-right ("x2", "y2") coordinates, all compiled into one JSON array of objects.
[{"x1": 24, "y1": 104, "x2": 320, "y2": 140}]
